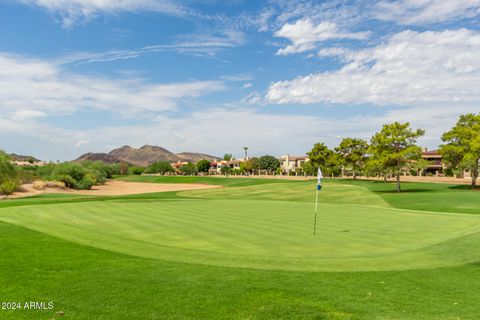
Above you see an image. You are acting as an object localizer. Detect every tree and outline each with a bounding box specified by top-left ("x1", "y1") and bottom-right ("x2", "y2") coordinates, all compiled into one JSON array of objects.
[
  {"x1": 258, "y1": 155, "x2": 280, "y2": 174},
  {"x1": 179, "y1": 162, "x2": 196, "y2": 175},
  {"x1": 243, "y1": 157, "x2": 259, "y2": 174},
  {"x1": 335, "y1": 138, "x2": 368, "y2": 179},
  {"x1": 307, "y1": 142, "x2": 339, "y2": 176},
  {"x1": 144, "y1": 161, "x2": 174, "y2": 175},
  {"x1": 223, "y1": 153, "x2": 233, "y2": 161},
  {"x1": 369, "y1": 122, "x2": 425, "y2": 192},
  {"x1": 196, "y1": 160, "x2": 211, "y2": 173},
  {"x1": 220, "y1": 165, "x2": 231, "y2": 176},
  {"x1": 440, "y1": 113, "x2": 480, "y2": 188},
  {"x1": 365, "y1": 157, "x2": 390, "y2": 182},
  {"x1": 301, "y1": 160, "x2": 316, "y2": 176}
]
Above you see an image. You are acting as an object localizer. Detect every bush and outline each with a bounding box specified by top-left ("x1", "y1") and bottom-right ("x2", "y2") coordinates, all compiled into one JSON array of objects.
[
  {"x1": 0, "y1": 151, "x2": 17, "y2": 183},
  {"x1": 51, "y1": 163, "x2": 86, "y2": 182},
  {"x1": 128, "y1": 166, "x2": 145, "y2": 175},
  {"x1": 144, "y1": 161, "x2": 174, "y2": 174},
  {"x1": 55, "y1": 174, "x2": 77, "y2": 189},
  {"x1": 179, "y1": 163, "x2": 196, "y2": 175},
  {"x1": 36, "y1": 163, "x2": 57, "y2": 178},
  {"x1": 0, "y1": 179, "x2": 19, "y2": 196},
  {"x1": 74, "y1": 173, "x2": 96, "y2": 190}
]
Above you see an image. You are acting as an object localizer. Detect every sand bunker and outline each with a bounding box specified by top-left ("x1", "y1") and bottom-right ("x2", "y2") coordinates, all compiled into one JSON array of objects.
[{"x1": 10, "y1": 180, "x2": 221, "y2": 198}]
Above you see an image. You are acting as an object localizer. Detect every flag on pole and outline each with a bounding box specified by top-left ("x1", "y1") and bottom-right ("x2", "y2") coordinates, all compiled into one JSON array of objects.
[
  {"x1": 313, "y1": 166, "x2": 322, "y2": 235},
  {"x1": 317, "y1": 166, "x2": 323, "y2": 190}
]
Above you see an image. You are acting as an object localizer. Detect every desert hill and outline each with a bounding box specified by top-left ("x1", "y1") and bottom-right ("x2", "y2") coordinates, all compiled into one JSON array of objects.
[
  {"x1": 74, "y1": 152, "x2": 122, "y2": 164},
  {"x1": 74, "y1": 145, "x2": 220, "y2": 167},
  {"x1": 9, "y1": 153, "x2": 40, "y2": 162},
  {"x1": 177, "y1": 152, "x2": 220, "y2": 163}
]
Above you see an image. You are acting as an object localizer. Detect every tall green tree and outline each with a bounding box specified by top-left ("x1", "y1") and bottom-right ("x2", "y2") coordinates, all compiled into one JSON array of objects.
[
  {"x1": 307, "y1": 142, "x2": 340, "y2": 176},
  {"x1": 370, "y1": 122, "x2": 425, "y2": 192},
  {"x1": 196, "y1": 160, "x2": 211, "y2": 173},
  {"x1": 223, "y1": 154, "x2": 233, "y2": 161},
  {"x1": 335, "y1": 138, "x2": 368, "y2": 179},
  {"x1": 258, "y1": 155, "x2": 280, "y2": 174},
  {"x1": 440, "y1": 113, "x2": 480, "y2": 188}
]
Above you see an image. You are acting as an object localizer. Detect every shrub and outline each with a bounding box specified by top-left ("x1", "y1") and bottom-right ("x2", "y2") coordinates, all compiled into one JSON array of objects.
[
  {"x1": 0, "y1": 179, "x2": 19, "y2": 196},
  {"x1": 0, "y1": 151, "x2": 17, "y2": 183},
  {"x1": 144, "y1": 161, "x2": 174, "y2": 174},
  {"x1": 74, "y1": 173, "x2": 96, "y2": 190},
  {"x1": 179, "y1": 163, "x2": 196, "y2": 175},
  {"x1": 36, "y1": 163, "x2": 57, "y2": 178},
  {"x1": 128, "y1": 166, "x2": 145, "y2": 175},
  {"x1": 51, "y1": 163, "x2": 86, "y2": 182},
  {"x1": 55, "y1": 174, "x2": 76, "y2": 189}
]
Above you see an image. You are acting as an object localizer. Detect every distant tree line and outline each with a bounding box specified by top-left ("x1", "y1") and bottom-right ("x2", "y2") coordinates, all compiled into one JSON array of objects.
[{"x1": 305, "y1": 113, "x2": 480, "y2": 192}]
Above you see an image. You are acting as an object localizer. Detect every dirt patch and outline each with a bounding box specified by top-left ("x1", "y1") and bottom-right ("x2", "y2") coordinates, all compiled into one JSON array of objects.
[{"x1": 9, "y1": 180, "x2": 221, "y2": 199}]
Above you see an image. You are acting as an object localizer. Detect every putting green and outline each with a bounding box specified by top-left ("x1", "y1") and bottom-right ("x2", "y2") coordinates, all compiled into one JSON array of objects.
[{"x1": 1, "y1": 194, "x2": 479, "y2": 271}]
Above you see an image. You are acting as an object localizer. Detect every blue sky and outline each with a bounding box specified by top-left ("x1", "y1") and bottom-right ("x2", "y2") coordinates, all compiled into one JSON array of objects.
[{"x1": 1, "y1": 0, "x2": 480, "y2": 161}]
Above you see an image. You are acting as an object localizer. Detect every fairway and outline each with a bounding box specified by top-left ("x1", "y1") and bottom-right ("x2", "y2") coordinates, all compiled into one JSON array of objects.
[{"x1": 1, "y1": 182, "x2": 479, "y2": 272}]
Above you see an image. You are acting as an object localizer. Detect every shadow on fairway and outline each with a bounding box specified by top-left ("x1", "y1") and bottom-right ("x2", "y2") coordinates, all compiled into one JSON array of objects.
[
  {"x1": 373, "y1": 188, "x2": 437, "y2": 194},
  {"x1": 448, "y1": 185, "x2": 480, "y2": 191}
]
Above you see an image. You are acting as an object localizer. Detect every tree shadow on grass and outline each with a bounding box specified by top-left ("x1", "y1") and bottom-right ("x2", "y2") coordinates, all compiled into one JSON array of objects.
[
  {"x1": 448, "y1": 185, "x2": 480, "y2": 191},
  {"x1": 373, "y1": 188, "x2": 437, "y2": 194}
]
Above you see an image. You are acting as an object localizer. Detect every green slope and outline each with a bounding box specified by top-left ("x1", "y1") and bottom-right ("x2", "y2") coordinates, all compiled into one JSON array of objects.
[
  {"x1": 1, "y1": 184, "x2": 479, "y2": 271},
  {"x1": 1, "y1": 221, "x2": 480, "y2": 320}
]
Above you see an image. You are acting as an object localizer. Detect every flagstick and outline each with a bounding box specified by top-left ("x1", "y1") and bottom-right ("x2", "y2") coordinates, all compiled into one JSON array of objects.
[{"x1": 314, "y1": 187, "x2": 319, "y2": 235}]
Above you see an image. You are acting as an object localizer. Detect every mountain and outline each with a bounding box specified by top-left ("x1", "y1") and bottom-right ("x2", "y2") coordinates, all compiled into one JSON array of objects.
[
  {"x1": 74, "y1": 145, "x2": 220, "y2": 167},
  {"x1": 9, "y1": 153, "x2": 40, "y2": 162},
  {"x1": 177, "y1": 152, "x2": 220, "y2": 163},
  {"x1": 108, "y1": 145, "x2": 179, "y2": 166},
  {"x1": 74, "y1": 152, "x2": 122, "y2": 164}
]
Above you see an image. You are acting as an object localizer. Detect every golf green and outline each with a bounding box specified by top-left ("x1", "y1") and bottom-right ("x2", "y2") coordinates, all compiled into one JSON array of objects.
[{"x1": 1, "y1": 183, "x2": 479, "y2": 272}]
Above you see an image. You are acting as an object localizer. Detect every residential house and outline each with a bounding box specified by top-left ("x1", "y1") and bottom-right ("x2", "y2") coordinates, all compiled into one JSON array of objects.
[{"x1": 279, "y1": 155, "x2": 309, "y2": 174}]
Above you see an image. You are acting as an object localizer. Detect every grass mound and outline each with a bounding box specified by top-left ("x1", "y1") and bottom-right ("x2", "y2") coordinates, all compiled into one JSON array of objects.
[{"x1": 2, "y1": 183, "x2": 479, "y2": 272}]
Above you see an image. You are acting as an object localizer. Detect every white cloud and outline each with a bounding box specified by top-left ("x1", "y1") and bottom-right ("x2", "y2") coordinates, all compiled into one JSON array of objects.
[
  {"x1": 21, "y1": 0, "x2": 190, "y2": 27},
  {"x1": 274, "y1": 18, "x2": 370, "y2": 55},
  {"x1": 267, "y1": 29, "x2": 480, "y2": 106},
  {"x1": 75, "y1": 139, "x2": 89, "y2": 148},
  {"x1": 0, "y1": 53, "x2": 224, "y2": 117},
  {"x1": 57, "y1": 31, "x2": 245, "y2": 65},
  {"x1": 241, "y1": 92, "x2": 263, "y2": 104},
  {"x1": 375, "y1": 0, "x2": 480, "y2": 25}
]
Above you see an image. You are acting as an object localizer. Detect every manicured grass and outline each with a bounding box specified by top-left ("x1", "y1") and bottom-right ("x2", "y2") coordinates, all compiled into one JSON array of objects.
[
  {"x1": 2, "y1": 196, "x2": 480, "y2": 272},
  {"x1": 340, "y1": 179, "x2": 480, "y2": 214},
  {"x1": 0, "y1": 176, "x2": 479, "y2": 319}
]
